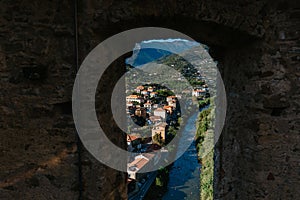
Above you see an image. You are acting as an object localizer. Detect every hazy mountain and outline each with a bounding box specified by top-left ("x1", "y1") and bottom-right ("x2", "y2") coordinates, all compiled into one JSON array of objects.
[{"x1": 126, "y1": 39, "x2": 200, "y2": 67}]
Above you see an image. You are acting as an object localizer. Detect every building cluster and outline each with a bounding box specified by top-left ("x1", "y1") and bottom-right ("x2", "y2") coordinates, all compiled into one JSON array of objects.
[
  {"x1": 126, "y1": 85, "x2": 179, "y2": 134},
  {"x1": 192, "y1": 85, "x2": 209, "y2": 99},
  {"x1": 126, "y1": 56, "x2": 213, "y2": 199},
  {"x1": 126, "y1": 85, "x2": 180, "y2": 196}
]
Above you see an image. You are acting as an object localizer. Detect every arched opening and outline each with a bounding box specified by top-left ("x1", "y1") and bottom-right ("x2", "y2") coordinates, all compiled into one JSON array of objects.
[
  {"x1": 1, "y1": 1, "x2": 297, "y2": 200},
  {"x1": 122, "y1": 38, "x2": 219, "y2": 200},
  {"x1": 87, "y1": 17, "x2": 262, "y2": 199}
]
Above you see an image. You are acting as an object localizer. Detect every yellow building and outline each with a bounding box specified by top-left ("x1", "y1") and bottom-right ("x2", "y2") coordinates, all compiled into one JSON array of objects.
[{"x1": 151, "y1": 122, "x2": 168, "y2": 143}]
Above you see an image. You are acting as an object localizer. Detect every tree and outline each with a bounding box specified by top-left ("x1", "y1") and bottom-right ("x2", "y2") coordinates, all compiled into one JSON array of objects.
[
  {"x1": 153, "y1": 133, "x2": 163, "y2": 145},
  {"x1": 132, "y1": 101, "x2": 140, "y2": 105},
  {"x1": 168, "y1": 126, "x2": 177, "y2": 137}
]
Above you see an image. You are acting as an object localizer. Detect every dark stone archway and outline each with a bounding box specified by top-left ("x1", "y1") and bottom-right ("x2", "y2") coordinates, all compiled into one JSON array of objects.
[{"x1": 0, "y1": 0, "x2": 299, "y2": 199}]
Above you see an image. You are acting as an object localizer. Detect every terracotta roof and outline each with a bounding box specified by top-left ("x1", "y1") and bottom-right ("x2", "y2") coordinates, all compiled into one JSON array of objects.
[
  {"x1": 136, "y1": 86, "x2": 144, "y2": 90},
  {"x1": 129, "y1": 158, "x2": 149, "y2": 169},
  {"x1": 127, "y1": 135, "x2": 140, "y2": 142},
  {"x1": 127, "y1": 95, "x2": 139, "y2": 98},
  {"x1": 194, "y1": 89, "x2": 205, "y2": 92},
  {"x1": 163, "y1": 105, "x2": 173, "y2": 110},
  {"x1": 127, "y1": 94, "x2": 142, "y2": 99}
]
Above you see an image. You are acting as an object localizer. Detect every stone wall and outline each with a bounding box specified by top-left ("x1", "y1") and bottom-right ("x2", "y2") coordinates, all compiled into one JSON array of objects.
[
  {"x1": 208, "y1": 2, "x2": 300, "y2": 199},
  {"x1": 0, "y1": 0, "x2": 299, "y2": 199},
  {"x1": 0, "y1": 1, "x2": 79, "y2": 199},
  {"x1": 0, "y1": 0, "x2": 127, "y2": 199}
]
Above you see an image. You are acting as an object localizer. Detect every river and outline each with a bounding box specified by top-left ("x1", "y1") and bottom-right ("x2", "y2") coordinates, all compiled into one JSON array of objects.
[{"x1": 162, "y1": 112, "x2": 201, "y2": 200}]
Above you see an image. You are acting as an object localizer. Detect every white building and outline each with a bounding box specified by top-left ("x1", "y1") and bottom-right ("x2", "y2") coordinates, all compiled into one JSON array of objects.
[
  {"x1": 168, "y1": 100, "x2": 176, "y2": 108},
  {"x1": 127, "y1": 153, "x2": 155, "y2": 180},
  {"x1": 192, "y1": 89, "x2": 206, "y2": 97},
  {"x1": 150, "y1": 92, "x2": 157, "y2": 98},
  {"x1": 144, "y1": 101, "x2": 152, "y2": 109},
  {"x1": 166, "y1": 96, "x2": 176, "y2": 102},
  {"x1": 154, "y1": 108, "x2": 166, "y2": 119},
  {"x1": 147, "y1": 86, "x2": 154, "y2": 92},
  {"x1": 126, "y1": 95, "x2": 144, "y2": 104},
  {"x1": 141, "y1": 90, "x2": 149, "y2": 96}
]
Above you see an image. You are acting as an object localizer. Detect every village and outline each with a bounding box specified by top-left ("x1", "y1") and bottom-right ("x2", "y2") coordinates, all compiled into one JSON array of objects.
[
  {"x1": 126, "y1": 82, "x2": 209, "y2": 199},
  {"x1": 123, "y1": 50, "x2": 216, "y2": 199}
]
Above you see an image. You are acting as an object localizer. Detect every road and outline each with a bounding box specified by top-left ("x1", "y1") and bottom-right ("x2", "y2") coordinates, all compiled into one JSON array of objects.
[{"x1": 128, "y1": 171, "x2": 157, "y2": 200}]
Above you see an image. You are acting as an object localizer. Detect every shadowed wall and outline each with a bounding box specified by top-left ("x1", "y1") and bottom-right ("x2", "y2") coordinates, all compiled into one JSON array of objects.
[{"x1": 0, "y1": 0, "x2": 299, "y2": 199}]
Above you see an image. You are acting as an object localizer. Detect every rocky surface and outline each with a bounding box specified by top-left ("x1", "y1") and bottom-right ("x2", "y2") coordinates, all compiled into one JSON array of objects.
[{"x1": 0, "y1": 0, "x2": 299, "y2": 199}]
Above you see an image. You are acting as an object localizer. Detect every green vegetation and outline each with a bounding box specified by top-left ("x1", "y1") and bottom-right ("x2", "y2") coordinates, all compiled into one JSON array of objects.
[
  {"x1": 144, "y1": 167, "x2": 170, "y2": 199},
  {"x1": 153, "y1": 133, "x2": 164, "y2": 146},
  {"x1": 200, "y1": 151, "x2": 214, "y2": 200},
  {"x1": 189, "y1": 79, "x2": 205, "y2": 86},
  {"x1": 195, "y1": 108, "x2": 211, "y2": 145},
  {"x1": 159, "y1": 55, "x2": 204, "y2": 87},
  {"x1": 177, "y1": 117, "x2": 182, "y2": 125},
  {"x1": 155, "y1": 167, "x2": 169, "y2": 187},
  {"x1": 195, "y1": 98, "x2": 214, "y2": 200},
  {"x1": 168, "y1": 126, "x2": 177, "y2": 137},
  {"x1": 198, "y1": 98, "x2": 210, "y2": 108},
  {"x1": 132, "y1": 101, "x2": 140, "y2": 105},
  {"x1": 127, "y1": 48, "x2": 215, "y2": 200},
  {"x1": 156, "y1": 89, "x2": 175, "y2": 97},
  {"x1": 165, "y1": 126, "x2": 177, "y2": 144},
  {"x1": 161, "y1": 53, "x2": 215, "y2": 200}
]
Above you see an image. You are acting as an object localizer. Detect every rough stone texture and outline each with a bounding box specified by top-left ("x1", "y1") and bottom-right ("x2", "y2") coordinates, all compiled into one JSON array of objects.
[
  {"x1": 207, "y1": 2, "x2": 300, "y2": 199},
  {"x1": 0, "y1": 0, "x2": 79, "y2": 199},
  {"x1": 0, "y1": 0, "x2": 299, "y2": 199},
  {"x1": 0, "y1": 0, "x2": 128, "y2": 199}
]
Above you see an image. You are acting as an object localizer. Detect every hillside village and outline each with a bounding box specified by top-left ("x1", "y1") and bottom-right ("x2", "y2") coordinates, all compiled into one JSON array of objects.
[{"x1": 126, "y1": 54, "x2": 211, "y2": 199}]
